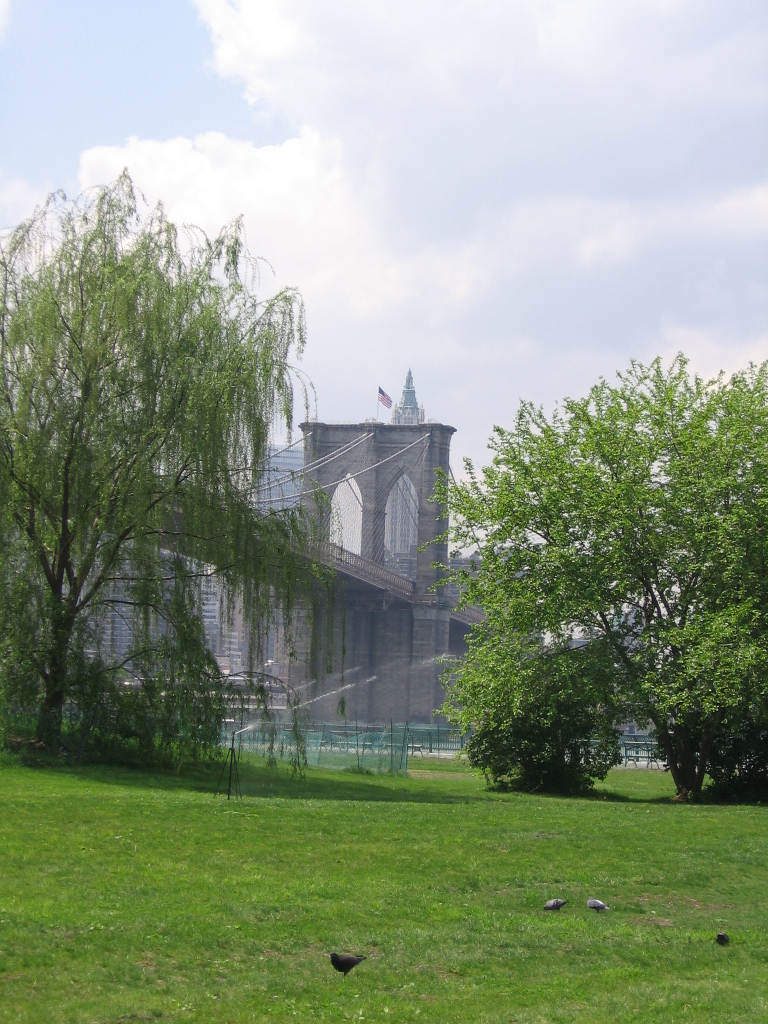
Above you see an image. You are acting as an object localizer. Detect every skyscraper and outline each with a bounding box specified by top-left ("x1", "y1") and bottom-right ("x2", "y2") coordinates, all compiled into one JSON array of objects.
[{"x1": 390, "y1": 369, "x2": 425, "y2": 425}]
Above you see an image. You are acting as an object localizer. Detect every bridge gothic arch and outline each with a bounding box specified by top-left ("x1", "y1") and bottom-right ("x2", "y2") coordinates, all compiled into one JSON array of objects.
[
  {"x1": 329, "y1": 474, "x2": 363, "y2": 555},
  {"x1": 384, "y1": 472, "x2": 419, "y2": 578},
  {"x1": 300, "y1": 420, "x2": 455, "y2": 591}
]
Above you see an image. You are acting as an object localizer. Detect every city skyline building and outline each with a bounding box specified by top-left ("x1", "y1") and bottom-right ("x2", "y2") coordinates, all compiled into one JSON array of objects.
[{"x1": 390, "y1": 369, "x2": 425, "y2": 425}]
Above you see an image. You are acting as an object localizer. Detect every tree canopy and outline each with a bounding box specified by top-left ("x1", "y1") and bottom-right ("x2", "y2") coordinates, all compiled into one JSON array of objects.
[
  {"x1": 0, "y1": 173, "x2": 312, "y2": 755},
  {"x1": 439, "y1": 356, "x2": 768, "y2": 798}
]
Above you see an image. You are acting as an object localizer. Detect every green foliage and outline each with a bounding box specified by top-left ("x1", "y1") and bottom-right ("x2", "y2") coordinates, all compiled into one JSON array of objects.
[
  {"x1": 439, "y1": 356, "x2": 768, "y2": 798},
  {"x1": 706, "y1": 706, "x2": 768, "y2": 800},
  {"x1": 288, "y1": 693, "x2": 309, "y2": 780},
  {"x1": 463, "y1": 638, "x2": 621, "y2": 793},
  {"x1": 0, "y1": 173, "x2": 312, "y2": 757}
]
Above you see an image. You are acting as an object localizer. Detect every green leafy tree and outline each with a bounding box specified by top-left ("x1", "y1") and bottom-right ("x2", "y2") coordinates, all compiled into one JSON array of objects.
[
  {"x1": 439, "y1": 357, "x2": 768, "y2": 798},
  {"x1": 0, "y1": 173, "x2": 311, "y2": 753}
]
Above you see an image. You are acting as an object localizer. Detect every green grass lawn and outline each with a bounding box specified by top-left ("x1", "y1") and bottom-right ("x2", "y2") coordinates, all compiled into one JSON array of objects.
[{"x1": 0, "y1": 754, "x2": 766, "y2": 1023}]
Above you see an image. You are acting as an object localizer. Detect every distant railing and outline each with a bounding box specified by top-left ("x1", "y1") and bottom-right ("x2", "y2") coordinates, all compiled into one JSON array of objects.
[
  {"x1": 313, "y1": 542, "x2": 484, "y2": 624},
  {"x1": 233, "y1": 719, "x2": 411, "y2": 773},
  {"x1": 451, "y1": 606, "x2": 485, "y2": 626},
  {"x1": 405, "y1": 724, "x2": 468, "y2": 756},
  {"x1": 315, "y1": 541, "x2": 416, "y2": 600},
  {"x1": 229, "y1": 718, "x2": 468, "y2": 772},
  {"x1": 619, "y1": 736, "x2": 662, "y2": 769}
]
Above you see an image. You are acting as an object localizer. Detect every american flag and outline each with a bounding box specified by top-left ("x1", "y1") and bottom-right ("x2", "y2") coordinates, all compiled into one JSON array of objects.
[{"x1": 378, "y1": 387, "x2": 392, "y2": 409}]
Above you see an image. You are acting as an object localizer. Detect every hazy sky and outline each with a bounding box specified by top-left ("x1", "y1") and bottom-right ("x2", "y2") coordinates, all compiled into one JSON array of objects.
[{"x1": 1, "y1": 0, "x2": 766, "y2": 466}]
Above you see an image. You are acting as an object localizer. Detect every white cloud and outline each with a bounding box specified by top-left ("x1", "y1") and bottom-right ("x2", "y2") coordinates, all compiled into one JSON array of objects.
[
  {"x1": 195, "y1": 0, "x2": 304, "y2": 106},
  {"x1": 659, "y1": 324, "x2": 768, "y2": 383},
  {"x1": 0, "y1": 0, "x2": 10, "y2": 38},
  {"x1": 80, "y1": 129, "x2": 402, "y2": 313},
  {"x1": 22, "y1": 1, "x2": 768, "y2": 462},
  {"x1": 576, "y1": 184, "x2": 768, "y2": 268},
  {"x1": 0, "y1": 171, "x2": 49, "y2": 229},
  {"x1": 699, "y1": 183, "x2": 768, "y2": 237},
  {"x1": 77, "y1": 129, "x2": 491, "y2": 325},
  {"x1": 194, "y1": 1, "x2": 767, "y2": 128},
  {"x1": 77, "y1": 124, "x2": 768, "y2": 459}
]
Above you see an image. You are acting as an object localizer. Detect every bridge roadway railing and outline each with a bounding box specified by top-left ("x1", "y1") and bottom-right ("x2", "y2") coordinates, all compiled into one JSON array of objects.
[
  {"x1": 450, "y1": 606, "x2": 485, "y2": 626},
  {"x1": 315, "y1": 541, "x2": 416, "y2": 600},
  {"x1": 313, "y1": 542, "x2": 485, "y2": 622}
]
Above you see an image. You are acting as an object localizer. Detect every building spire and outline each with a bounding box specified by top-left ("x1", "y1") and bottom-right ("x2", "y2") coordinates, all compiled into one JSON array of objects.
[{"x1": 391, "y1": 369, "x2": 425, "y2": 424}]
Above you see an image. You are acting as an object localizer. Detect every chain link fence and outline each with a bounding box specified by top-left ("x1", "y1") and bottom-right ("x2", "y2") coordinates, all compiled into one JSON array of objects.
[{"x1": 228, "y1": 719, "x2": 469, "y2": 773}]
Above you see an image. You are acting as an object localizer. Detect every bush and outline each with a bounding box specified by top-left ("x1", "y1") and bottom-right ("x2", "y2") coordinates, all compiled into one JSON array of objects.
[
  {"x1": 706, "y1": 709, "x2": 768, "y2": 800},
  {"x1": 457, "y1": 641, "x2": 622, "y2": 793},
  {"x1": 466, "y1": 703, "x2": 620, "y2": 794}
]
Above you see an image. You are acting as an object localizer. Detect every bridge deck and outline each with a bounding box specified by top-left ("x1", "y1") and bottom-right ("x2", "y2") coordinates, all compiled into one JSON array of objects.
[
  {"x1": 314, "y1": 542, "x2": 483, "y2": 626},
  {"x1": 315, "y1": 541, "x2": 416, "y2": 600}
]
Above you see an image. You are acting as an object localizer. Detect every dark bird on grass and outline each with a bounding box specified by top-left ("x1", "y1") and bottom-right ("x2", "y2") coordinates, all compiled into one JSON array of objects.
[
  {"x1": 716, "y1": 932, "x2": 729, "y2": 946},
  {"x1": 330, "y1": 953, "x2": 367, "y2": 976},
  {"x1": 544, "y1": 899, "x2": 568, "y2": 911},
  {"x1": 587, "y1": 899, "x2": 609, "y2": 911}
]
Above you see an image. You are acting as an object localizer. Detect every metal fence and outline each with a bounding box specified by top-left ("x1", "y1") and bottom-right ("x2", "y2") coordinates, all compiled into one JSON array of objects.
[
  {"x1": 228, "y1": 720, "x2": 659, "y2": 772},
  {"x1": 618, "y1": 736, "x2": 663, "y2": 769},
  {"x1": 229, "y1": 719, "x2": 469, "y2": 773},
  {"x1": 234, "y1": 720, "x2": 409, "y2": 772},
  {"x1": 404, "y1": 724, "x2": 468, "y2": 757}
]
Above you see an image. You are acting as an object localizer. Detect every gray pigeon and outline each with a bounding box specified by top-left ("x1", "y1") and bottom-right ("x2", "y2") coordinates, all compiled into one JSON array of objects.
[
  {"x1": 544, "y1": 899, "x2": 568, "y2": 911},
  {"x1": 587, "y1": 898, "x2": 609, "y2": 911},
  {"x1": 330, "y1": 953, "x2": 367, "y2": 976},
  {"x1": 716, "y1": 932, "x2": 729, "y2": 946}
]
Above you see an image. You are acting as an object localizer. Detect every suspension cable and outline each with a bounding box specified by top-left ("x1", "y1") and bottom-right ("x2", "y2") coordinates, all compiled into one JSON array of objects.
[
  {"x1": 251, "y1": 432, "x2": 374, "y2": 495},
  {"x1": 257, "y1": 432, "x2": 432, "y2": 506}
]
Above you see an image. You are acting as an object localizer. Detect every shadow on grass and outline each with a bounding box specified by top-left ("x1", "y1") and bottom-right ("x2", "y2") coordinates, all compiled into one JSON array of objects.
[
  {"x1": 1, "y1": 747, "x2": 487, "y2": 804},
  {"x1": 233, "y1": 761, "x2": 484, "y2": 804},
  {"x1": 1, "y1": 746, "x2": 692, "y2": 807},
  {"x1": 583, "y1": 787, "x2": 675, "y2": 805}
]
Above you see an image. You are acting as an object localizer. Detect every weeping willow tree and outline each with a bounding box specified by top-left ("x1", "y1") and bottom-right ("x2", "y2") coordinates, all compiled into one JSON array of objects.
[{"x1": 0, "y1": 172, "x2": 315, "y2": 755}]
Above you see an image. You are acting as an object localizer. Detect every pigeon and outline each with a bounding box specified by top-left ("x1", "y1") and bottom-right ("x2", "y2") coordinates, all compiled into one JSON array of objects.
[
  {"x1": 330, "y1": 953, "x2": 367, "y2": 976},
  {"x1": 544, "y1": 899, "x2": 568, "y2": 911},
  {"x1": 716, "y1": 932, "x2": 729, "y2": 946},
  {"x1": 587, "y1": 898, "x2": 609, "y2": 911}
]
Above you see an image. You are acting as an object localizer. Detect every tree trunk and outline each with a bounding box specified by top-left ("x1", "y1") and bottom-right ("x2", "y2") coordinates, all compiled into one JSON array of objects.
[
  {"x1": 36, "y1": 683, "x2": 65, "y2": 747},
  {"x1": 655, "y1": 718, "x2": 699, "y2": 799},
  {"x1": 35, "y1": 612, "x2": 71, "y2": 748},
  {"x1": 677, "y1": 726, "x2": 699, "y2": 796},
  {"x1": 656, "y1": 722, "x2": 688, "y2": 796},
  {"x1": 690, "y1": 720, "x2": 722, "y2": 799},
  {"x1": 691, "y1": 743, "x2": 710, "y2": 799}
]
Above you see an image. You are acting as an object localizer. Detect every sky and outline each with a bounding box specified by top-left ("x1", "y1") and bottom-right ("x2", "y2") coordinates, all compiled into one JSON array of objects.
[{"x1": 1, "y1": 0, "x2": 766, "y2": 467}]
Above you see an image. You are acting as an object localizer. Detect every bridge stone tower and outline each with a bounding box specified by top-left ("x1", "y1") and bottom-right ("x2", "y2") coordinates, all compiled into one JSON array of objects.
[{"x1": 291, "y1": 381, "x2": 456, "y2": 723}]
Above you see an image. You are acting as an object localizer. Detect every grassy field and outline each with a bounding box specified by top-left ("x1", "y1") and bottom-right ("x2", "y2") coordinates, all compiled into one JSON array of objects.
[{"x1": 0, "y1": 754, "x2": 766, "y2": 1023}]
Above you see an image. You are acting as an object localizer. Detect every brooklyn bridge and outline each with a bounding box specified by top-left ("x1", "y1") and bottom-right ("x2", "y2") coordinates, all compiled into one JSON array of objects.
[{"x1": 257, "y1": 371, "x2": 480, "y2": 724}]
